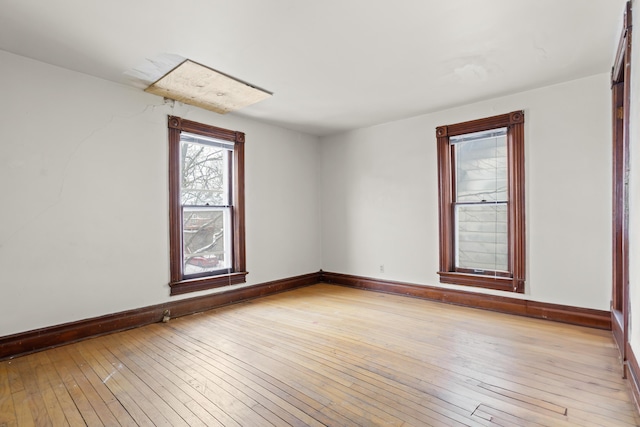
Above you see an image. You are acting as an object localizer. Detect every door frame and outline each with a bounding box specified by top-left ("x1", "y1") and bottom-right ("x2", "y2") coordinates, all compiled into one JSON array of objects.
[{"x1": 611, "y1": 1, "x2": 632, "y2": 373}]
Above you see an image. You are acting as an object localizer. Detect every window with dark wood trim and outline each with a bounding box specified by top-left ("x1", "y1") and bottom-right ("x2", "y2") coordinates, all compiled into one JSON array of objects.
[
  {"x1": 168, "y1": 116, "x2": 247, "y2": 296},
  {"x1": 436, "y1": 111, "x2": 525, "y2": 292}
]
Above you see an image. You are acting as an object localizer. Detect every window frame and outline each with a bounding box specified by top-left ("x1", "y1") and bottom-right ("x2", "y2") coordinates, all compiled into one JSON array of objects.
[
  {"x1": 436, "y1": 111, "x2": 525, "y2": 293},
  {"x1": 168, "y1": 116, "x2": 247, "y2": 295}
]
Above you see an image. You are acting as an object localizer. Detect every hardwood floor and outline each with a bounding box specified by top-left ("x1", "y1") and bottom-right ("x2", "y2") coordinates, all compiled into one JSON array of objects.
[{"x1": 1, "y1": 283, "x2": 638, "y2": 426}]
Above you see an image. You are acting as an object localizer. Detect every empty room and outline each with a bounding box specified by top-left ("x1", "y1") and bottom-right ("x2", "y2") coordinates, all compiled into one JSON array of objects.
[{"x1": 1, "y1": 0, "x2": 640, "y2": 425}]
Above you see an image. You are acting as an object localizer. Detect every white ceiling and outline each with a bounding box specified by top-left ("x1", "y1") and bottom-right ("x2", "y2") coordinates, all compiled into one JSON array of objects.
[{"x1": 0, "y1": 0, "x2": 627, "y2": 136}]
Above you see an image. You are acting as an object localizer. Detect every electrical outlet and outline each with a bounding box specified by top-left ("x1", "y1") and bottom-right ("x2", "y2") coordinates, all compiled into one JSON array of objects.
[{"x1": 379, "y1": 265, "x2": 385, "y2": 273}]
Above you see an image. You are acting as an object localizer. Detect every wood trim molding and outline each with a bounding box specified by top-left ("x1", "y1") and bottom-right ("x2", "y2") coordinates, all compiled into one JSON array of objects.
[
  {"x1": 168, "y1": 115, "x2": 240, "y2": 141},
  {"x1": 168, "y1": 115, "x2": 247, "y2": 295},
  {"x1": 613, "y1": 308, "x2": 625, "y2": 360},
  {"x1": 438, "y1": 271, "x2": 514, "y2": 292},
  {"x1": 436, "y1": 110, "x2": 526, "y2": 293},
  {"x1": 509, "y1": 117, "x2": 526, "y2": 293},
  {"x1": 0, "y1": 269, "x2": 616, "y2": 362},
  {"x1": 436, "y1": 127, "x2": 453, "y2": 274},
  {"x1": 611, "y1": 1, "x2": 632, "y2": 364},
  {"x1": 612, "y1": 2, "x2": 632, "y2": 84},
  {"x1": 439, "y1": 111, "x2": 522, "y2": 137},
  {"x1": 170, "y1": 271, "x2": 248, "y2": 295},
  {"x1": 0, "y1": 272, "x2": 320, "y2": 361},
  {"x1": 626, "y1": 343, "x2": 640, "y2": 416},
  {"x1": 320, "y1": 271, "x2": 611, "y2": 330}
]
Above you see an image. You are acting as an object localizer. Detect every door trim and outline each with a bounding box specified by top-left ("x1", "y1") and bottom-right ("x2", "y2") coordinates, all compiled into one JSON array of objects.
[{"x1": 611, "y1": 1, "x2": 632, "y2": 368}]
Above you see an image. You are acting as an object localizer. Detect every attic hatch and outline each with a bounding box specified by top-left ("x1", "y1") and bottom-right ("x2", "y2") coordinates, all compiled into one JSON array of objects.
[{"x1": 145, "y1": 59, "x2": 272, "y2": 114}]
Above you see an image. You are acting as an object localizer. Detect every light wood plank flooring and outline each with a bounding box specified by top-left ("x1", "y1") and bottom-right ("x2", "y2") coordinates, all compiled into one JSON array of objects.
[{"x1": 1, "y1": 284, "x2": 639, "y2": 426}]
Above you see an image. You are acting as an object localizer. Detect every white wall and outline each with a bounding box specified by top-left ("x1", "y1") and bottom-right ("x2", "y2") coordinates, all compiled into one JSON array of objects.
[
  {"x1": 0, "y1": 46, "x2": 618, "y2": 337},
  {"x1": 321, "y1": 73, "x2": 612, "y2": 310},
  {"x1": 628, "y1": 0, "x2": 640, "y2": 360},
  {"x1": 0, "y1": 50, "x2": 322, "y2": 337}
]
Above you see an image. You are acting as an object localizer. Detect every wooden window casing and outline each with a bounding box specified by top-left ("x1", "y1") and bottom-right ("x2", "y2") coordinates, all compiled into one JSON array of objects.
[
  {"x1": 168, "y1": 116, "x2": 247, "y2": 296},
  {"x1": 436, "y1": 111, "x2": 525, "y2": 293}
]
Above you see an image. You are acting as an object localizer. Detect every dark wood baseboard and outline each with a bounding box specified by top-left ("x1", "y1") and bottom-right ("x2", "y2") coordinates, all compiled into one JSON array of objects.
[
  {"x1": 321, "y1": 271, "x2": 611, "y2": 330},
  {"x1": 0, "y1": 272, "x2": 320, "y2": 361},
  {"x1": 627, "y1": 343, "x2": 640, "y2": 416},
  {"x1": 0, "y1": 270, "x2": 614, "y2": 361}
]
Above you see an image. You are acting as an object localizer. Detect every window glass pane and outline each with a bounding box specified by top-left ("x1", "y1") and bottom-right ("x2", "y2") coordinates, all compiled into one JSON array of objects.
[
  {"x1": 180, "y1": 138, "x2": 229, "y2": 206},
  {"x1": 454, "y1": 128, "x2": 507, "y2": 202},
  {"x1": 455, "y1": 203, "x2": 508, "y2": 272},
  {"x1": 183, "y1": 207, "x2": 231, "y2": 275}
]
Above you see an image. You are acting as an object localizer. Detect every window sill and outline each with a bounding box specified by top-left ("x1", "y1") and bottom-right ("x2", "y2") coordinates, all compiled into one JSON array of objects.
[
  {"x1": 170, "y1": 271, "x2": 248, "y2": 296},
  {"x1": 438, "y1": 271, "x2": 524, "y2": 293}
]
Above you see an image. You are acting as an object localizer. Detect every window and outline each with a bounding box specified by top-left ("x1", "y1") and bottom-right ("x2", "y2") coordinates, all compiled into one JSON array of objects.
[
  {"x1": 168, "y1": 116, "x2": 246, "y2": 295},
  {"x1": 436, "y1": 111, "x2": 525, "y2": 292}
]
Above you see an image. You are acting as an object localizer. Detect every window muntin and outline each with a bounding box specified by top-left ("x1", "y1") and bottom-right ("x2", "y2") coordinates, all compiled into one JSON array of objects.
[
  {"x1": 168, "y1": 116, "x2": 247, "y2": 295},
  {"x1": 436, "y1": 111, "x2": 525, "y2": 293}
]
